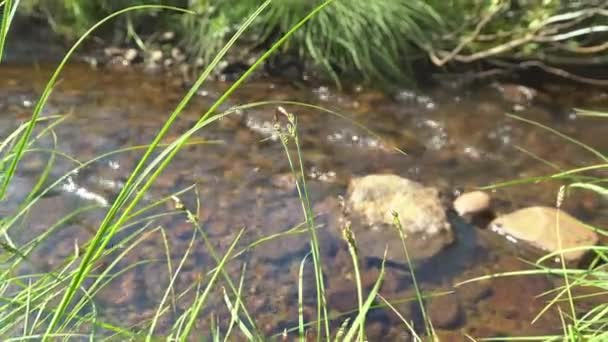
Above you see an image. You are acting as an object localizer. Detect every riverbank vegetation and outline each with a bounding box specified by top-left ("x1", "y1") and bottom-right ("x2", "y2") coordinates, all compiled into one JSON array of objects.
[
  {"x1": 16, "y1": 0, "x2": 608, "y2": 87},
  {"x1": 0, "y1": 0, "x2": 607, "y2": 341}
]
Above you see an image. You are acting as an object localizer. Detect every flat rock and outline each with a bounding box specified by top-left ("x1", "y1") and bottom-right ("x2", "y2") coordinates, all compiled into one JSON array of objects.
[
  {"x1": 490, "y1": 206, "x2": 598, "y2": 262},
  {"x1": 344, "y1": 174, "x2": 453, "y2": 262}
]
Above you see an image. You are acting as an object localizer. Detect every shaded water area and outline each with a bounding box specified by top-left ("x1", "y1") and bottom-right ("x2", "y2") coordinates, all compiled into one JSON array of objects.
[{"x1": 1, "y1": 61, "x2": 607, "y2": 340}]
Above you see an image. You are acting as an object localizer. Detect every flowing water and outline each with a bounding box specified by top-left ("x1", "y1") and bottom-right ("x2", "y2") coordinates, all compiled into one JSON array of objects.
[{"x1": 1, "y1": 60, "x2": 607, "y2": 340}]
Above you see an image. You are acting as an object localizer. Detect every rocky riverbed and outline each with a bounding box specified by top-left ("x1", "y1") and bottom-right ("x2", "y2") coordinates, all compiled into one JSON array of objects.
[{"x1": 0, "y1": 60, "x2": 607, "y2": 339}]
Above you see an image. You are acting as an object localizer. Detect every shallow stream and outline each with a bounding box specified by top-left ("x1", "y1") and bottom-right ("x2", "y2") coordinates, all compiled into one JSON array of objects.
[{"x1": 1, "y1": 61, "x2": 607, "y2": 339}]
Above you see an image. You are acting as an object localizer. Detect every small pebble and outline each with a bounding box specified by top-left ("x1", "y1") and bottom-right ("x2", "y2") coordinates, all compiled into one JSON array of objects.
[
  {"x1": 453, "y1": 190, "x2": 491, "y2": 216},
  {"x1": 161, "y1": 31, "x2": 175, "y2": 42},
  {"x1": 124, "y1": 48, "x2": 138, "y2": 62},
  {"x1": 149, "y1": 49, "x2": 163, "y2": 63}
]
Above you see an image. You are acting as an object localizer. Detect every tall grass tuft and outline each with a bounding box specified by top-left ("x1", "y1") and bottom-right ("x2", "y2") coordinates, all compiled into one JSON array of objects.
[
  {"x1": 41, "y1": 0, "x2": 339, "y2": 338},
  {"x1": 0, "y1": 0, "x2": 344, "y2": 340},
  {"x1": 275, "y1": 106, "x2": 331, "y2": 339},
  {"x1": 182, "y1": 0, "x2": 444, "y2": 87},
  {"x1": 0, "y1": 0, "x2": 19, "y2": 62},
  {"x1": 19, "y1": 0, "x2": 168, "y2": 40},
  {"x1": 22, "y1": 0, "x2": 447, "y2": 86}
]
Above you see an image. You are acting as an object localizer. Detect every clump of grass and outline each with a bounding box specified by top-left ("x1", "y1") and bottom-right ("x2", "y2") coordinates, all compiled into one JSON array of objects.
[
  {"x1": 182, "y1": 0, "x2": 444, "y2": 87},
  {"x1": 274, "y1": 105, "x2": 331, "y2": 339},
  {"x1": 21, "y1": 0, "x2": 446, "y2": 86},
  {"x1": 18, "y1": 0, "x2": 169, "y2": 41},
  {"x1": 0, "y1": 0, "x2": 339, "y2": 340},
  {"x1": 0, "y1": 0, "x2": 19, "y2": 63},
  {"x1": 273, "y1": 103, "x2": 438, "y2": 340}
]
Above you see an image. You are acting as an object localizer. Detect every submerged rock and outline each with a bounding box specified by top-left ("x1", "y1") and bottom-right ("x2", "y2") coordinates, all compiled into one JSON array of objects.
[
  {"x1": 492, "y1": 83, "x2": 538, "y2": 104},
  {"x1": 428, "y1": 293, "x2": 464, "y2": 329},
  {"x1": 347, "y1": 174, "x2": 450, "y2": 234},
  {"x1": 489, "y1": 206, "x2": 598, "y2": 262},
  {"x1": 343, "y1": 174, "x2": 453, "y2": 262}
]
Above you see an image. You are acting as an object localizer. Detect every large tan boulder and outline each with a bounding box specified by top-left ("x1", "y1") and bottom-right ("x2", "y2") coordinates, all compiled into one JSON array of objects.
[
  {"x1": 343, "y1": 174, "x2": 453, "y2": 261},
  {"x1": 347, "y1": 174, "x2": 450, "y2": 235},
  {"x1": 490, "y1": 206, "x2": 598, "y2": 262}
]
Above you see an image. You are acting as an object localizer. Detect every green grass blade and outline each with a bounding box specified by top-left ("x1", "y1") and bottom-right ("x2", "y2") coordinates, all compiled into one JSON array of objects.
[
  {"x1": 507, "y1": 113, "x2": 608, "y2": 163},
  {"x1": 0, "y1": 0, "x2": 13, "y2": 63},
  {"x1": 298, "y1": 252, "x2": 311, "y2": 341},
  {"x1": 23, "y1": 131, "x2": 57, "y2": 204},
  {"x1": 575, "y1": 109, "x2": 608, "y2": 118},
  {"x1": 455, "y1": 269, "x2": 608, "y2": 287},
  {"x1": 392, "y1": 212, "x2": 433, "y2": 337},
  {"x1": 23, "y1": 279, "x2": 32, "y2": 336},
  {"x1": 343, "y1": 250, "x2": 386, "y2": 342},
  {"x1": 223, "y1": 265, "x2": 252, "y2": 341},
  {"x1": 377, "y1": 294, "x2": 419, "y2": 339},
  {"x1": 342, "y1": 223, "x2": 363, "y2": 341},
  {"x1": 146, "y1": 226, "x2": 196, "y2": 340},
  {"x1": 180, "y1": 228, "x2": 245, "y2": 339},
  {"x1": 569, "y1": 182, "x2": 608, "y2": 197}
]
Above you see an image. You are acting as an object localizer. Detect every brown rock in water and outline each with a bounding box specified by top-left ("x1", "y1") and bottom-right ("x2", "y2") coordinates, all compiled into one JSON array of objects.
[
  {"x1": 434, "y1": 330, "x2": 465, "y2": 342},
  {"x1": 365, "y1": 321, "x2": 388, "y2": 340},
  {"x1": 327, "y1": 278, "x2": 360, "y2": 313},
  {"x1": 480, "y1": 271, "x2": 556, "y2": 330},
  {"x1": 428, "y1": 294, "x2": 464, "y2": 329},
  {"x1": 382, "y1": 290, "x2": 415, "y2": 325},
  {"x1": 344, "y1": 174, "x2": 453, "y2": 262},
  {"x1": 252, "y1": 232, "x2": 310, "y2": 262},
  {"x1": 97, "y1": 270, "x2": 139, "y2": 306},
  {"x1": 456, "y1": 279, "x2": 492, "y2": 304},
  {"x1": 489, "y1": 206, "x2": 598, "y2": 262},
  {"x1": 271, "y1": 173, "x2": 297, "y2": 190},
  {"x1": 453, "y1": 190, "x2": 491, "y2": 216},
  {"x1": 250, "y1": 197, "x2": 311, "y2": 262},
  {"x1": 493, "y1": 83, "x2": 538, "y2": 104}
]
